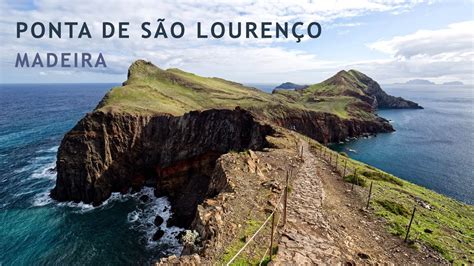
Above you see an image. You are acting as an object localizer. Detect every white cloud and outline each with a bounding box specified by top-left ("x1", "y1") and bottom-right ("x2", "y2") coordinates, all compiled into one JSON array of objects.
[
  {"x1": 364, "y1": 21, "x2": 474, "y2": 83},
  {"x1": 369, "y1": 21, "x2": 473, "y2": 58}
]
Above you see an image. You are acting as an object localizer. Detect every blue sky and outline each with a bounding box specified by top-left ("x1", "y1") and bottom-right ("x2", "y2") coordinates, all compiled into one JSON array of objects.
[{"x1": 0, "y1": 0, "x2": 472, "y2": 84}]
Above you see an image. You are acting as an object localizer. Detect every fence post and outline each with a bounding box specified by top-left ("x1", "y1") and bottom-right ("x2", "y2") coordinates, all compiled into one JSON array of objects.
[
  {"x1": 366, "y1": 182, "x2": 373, "y2": 209},
  {"x1": 351, "y1": 169, "x2": 356, "y2": 191},
  {"x1": 335, "y1": 154, "x2": 339, "y2": 170},
  {"x1": 283, "y1": 170, "x2": 289, "y2": 226},
  {"x1": 329, "y1": 152, "x2": 332, "y2": 165},
  {"x1": 343, "y1": 159, "x2": 347, "y2": 177},
  {"x1": 405, "y1": 206, "x2": 416, "y2": 242},
  {"x1": 269, "y1": 213, "x2": 275, "y2": 261}
]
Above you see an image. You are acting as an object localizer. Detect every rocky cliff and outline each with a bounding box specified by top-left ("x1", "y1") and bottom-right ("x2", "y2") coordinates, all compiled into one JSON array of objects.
[
  {"x1": 51, "y1": 108, "x2": 273, "y2": 227},
  {"x1": 51, "y1": 60, "x2": 417, "y2": 229}
]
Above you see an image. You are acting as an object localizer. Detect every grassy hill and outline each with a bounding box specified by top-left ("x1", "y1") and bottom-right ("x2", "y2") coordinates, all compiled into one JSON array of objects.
[{"x1": 96, "y1": 60, "x2": 406, "y2": 121}]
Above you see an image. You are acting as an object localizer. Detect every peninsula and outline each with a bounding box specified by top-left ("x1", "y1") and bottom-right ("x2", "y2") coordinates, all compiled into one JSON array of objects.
[{"x1": 51, "y1": 60, "x2": 472, "y2": 264}]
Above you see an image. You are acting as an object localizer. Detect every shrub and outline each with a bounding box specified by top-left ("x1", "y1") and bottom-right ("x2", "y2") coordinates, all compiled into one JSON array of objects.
[
  {"x1": 343, "y1": 173, "x2": 367, "y2": 187},
  {"x1": 361, "y1": 170, "x2": 403, "y2": 186},
  {"x1": 376, "y1": 199, "x2": 410, "y2": 216}
]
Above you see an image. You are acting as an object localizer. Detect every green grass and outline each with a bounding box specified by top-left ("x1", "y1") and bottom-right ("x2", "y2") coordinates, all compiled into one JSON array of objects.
[
  {"x1": 97, "y1": 60, "x2": 376, "y2": 121},
  {"x1": 308, "y1": 141, "x2": 474, "y2": 264},
  {"x1": 376, "y1": 199, "x2": 410, "y2": 216},
  {"x1": 220, "y1": 219, "x2": 267, "y2": 265},
  {"x1": 343, "y1": 173, "x2": 367, "y2": 187},
  {"x1": 360, "y1": 170, "x2": 404, "y2": 186}
]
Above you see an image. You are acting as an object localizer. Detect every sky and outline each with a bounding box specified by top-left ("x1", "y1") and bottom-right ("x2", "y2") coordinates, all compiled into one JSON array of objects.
[{"x1": 0, "y1": 0, "x2": 473, "y2": 85}]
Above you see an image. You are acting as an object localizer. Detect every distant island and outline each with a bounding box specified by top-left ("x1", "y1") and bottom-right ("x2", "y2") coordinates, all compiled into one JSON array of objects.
[
  {"x1": 404, "y1": 79, "x2": 435, "y2": 85},
  {"x1": 393, "y1": 79, "x2": 464, "y2": 86},
  {"x1": 273, "y1": 82, "x2": 308, "y2": 91},
  {"x1": 442, "y1": 81, "x2": 464, "y2": 85}
]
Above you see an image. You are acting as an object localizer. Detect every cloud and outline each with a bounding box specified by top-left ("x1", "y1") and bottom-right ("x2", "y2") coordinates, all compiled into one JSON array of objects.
[
  {"x1": 364, "y1": 21, "x2": 474, "y2": 83},
  {"x1": 369, "y1": 21, "x2": 473, "y2": 59},
  {"x1": 328, "y1": 22, "x2": 365, "y2": 28},
  {"x1": 0, "y1": 0, "x2": 449, "y2": 83}
]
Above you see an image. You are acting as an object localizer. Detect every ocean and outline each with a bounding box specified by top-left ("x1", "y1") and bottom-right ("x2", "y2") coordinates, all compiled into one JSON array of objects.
[
  {"x1": 0, "y1": 83, "x2": 472, "y2": 265},
  {"x1": 0, "y1": 84, "x2": 183, "y2": 265},
  {"x1": 330, "y1": 85, "x2": 474, "y2": 204}
]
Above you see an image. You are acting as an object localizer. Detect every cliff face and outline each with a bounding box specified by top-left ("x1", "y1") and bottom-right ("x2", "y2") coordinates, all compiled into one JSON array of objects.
[
  {"x1": 270, "y1": 110, "x2": 392, "y2": 143},
  {"x1": 52, "y1": 108, "x2": 273, "y2": 226}
]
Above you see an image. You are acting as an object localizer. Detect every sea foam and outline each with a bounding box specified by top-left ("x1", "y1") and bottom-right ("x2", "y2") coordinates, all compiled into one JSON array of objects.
[{"x1": 127, "y1": 187, "x2": 184, "y2": 254}]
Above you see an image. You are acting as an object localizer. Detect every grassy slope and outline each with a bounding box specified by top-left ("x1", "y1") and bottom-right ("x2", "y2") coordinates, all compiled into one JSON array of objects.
[
  {"x1": 96, "y1": 61, "x2": 374, "y2": 120},
  {"x1": 307, "y1": 140, "x2": 474, "y2": 264}
]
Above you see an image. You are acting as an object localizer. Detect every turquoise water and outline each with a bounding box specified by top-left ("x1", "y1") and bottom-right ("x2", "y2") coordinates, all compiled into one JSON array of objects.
[
  {"x1": 330, "y1": 85, "x2": 474, "y2": 204},
  {"x1": 0, "y1": 84, "x2": 183, "y2": 265}
]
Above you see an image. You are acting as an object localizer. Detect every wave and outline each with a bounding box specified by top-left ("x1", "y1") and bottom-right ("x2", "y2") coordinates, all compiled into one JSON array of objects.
[
  {"x1": 32, "y1": 191, "x2": 54, "y2": 206},
  {"x1": 36, "y1": 146, "x2": 59, "y2": 153},
  {"x1": 61, "y1": 192, "x2": 137, "y2": 213},
  {"x1": 14, "y1": 146, "x2": 57, "y2": 175},
  {"x1": 32, "y1": 187, "x2": 184, "y2": 254},
  {"x1": 30, "y1": 161, "x2": 56, "y2": 180},
  {"x1": 126, "y1": 187, "x2": 184, "y2": 254},
  {"x1": 27, "y1": 145, "x2": 184, "y2": 255}
]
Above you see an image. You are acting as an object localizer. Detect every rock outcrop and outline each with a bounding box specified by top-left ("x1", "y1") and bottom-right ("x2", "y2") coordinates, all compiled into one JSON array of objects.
[
  {"x1": 262, "y1": 107, "x2": 393, "y2": 144},
  {"x1": 323, "y1": 70, "x2": 423, "y2": 109}
]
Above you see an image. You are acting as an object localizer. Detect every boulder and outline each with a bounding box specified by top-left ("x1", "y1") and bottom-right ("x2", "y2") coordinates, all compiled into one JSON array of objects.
[
  {"x1": 152, "y1": 229, "x2": 165, "y2": 241},
  {"x1": 154, "y1": 215, "x2": 164, "y2": 227}
]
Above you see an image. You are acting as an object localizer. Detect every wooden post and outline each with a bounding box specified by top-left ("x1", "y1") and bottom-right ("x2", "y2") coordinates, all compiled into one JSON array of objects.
[
  {"x1": 283, "y1": 186, "x2": 288, "y2": 226},
  {"x1": 343, "y1": 159, "x2": 347, "y2": 177},
  {"x1": 405, "y1": 206, "x2": 416, "y2": 242},
  {"x1": 269, "y1": 213, "x2": 275, "y2": 260},
  {"x1": 351, "y1": 169, "x2": 356, "y2": 191},
  {"x1": 329, "y1": 152, "x2": 332, "y2": 165},
  {"x1": 283, "y1": 170, "x2": 289, "y2": 226},
  {"x1": 335, "y1": 154, "x2": 339, "y2": 169},
  {"x1": 355, "y1": 168, "x2": 359, "y2": 187},
  {"x1": 366, "y1": 182, "x2": 373, "y2": 209}
]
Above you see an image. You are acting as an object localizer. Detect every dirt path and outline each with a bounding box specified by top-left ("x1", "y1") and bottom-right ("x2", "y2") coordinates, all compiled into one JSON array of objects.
[{"x1": 273, "y1": 141, "x2": 444, "y2": 265}]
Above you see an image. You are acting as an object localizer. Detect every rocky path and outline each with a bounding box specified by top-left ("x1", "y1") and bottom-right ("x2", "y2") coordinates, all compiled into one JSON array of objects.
[
  {"x1": 273, "y1": 141, "x2": 346, "y2": 264},
  {"x1": 273, "y1": 140, "x2": 444, "y2": 265}
]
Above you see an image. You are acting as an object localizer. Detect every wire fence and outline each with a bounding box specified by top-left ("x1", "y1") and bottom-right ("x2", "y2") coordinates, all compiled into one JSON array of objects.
[
  {"x1": 225, "y1": 145, "x2": 302, "y2": 265},
  {"x1": 313, "y1": 143, "x2": 420, "y2": 244},
  {"x1": 225, "y1": 140, "x2": 424, "y2": 265}
]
